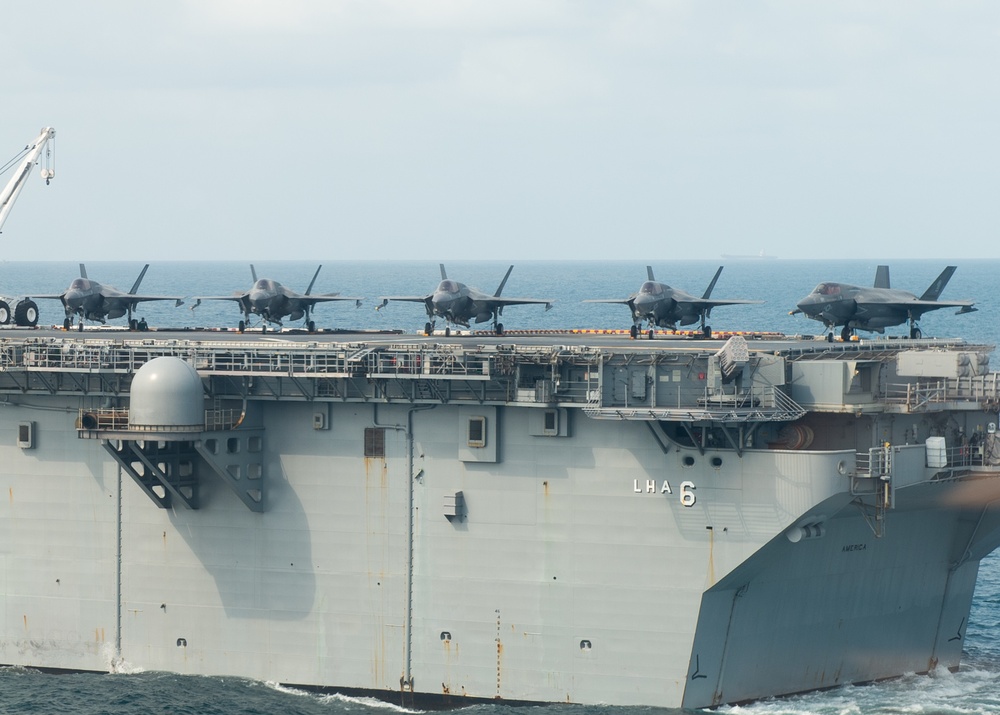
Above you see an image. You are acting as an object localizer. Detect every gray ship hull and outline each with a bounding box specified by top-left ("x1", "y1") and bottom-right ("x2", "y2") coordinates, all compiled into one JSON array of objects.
[{"x1": 1, "y1": 331, "x2": 999, "y2": 708}]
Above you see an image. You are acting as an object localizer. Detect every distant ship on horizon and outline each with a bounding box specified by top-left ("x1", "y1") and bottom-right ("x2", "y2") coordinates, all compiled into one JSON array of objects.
[{"x1": 721, "y1": 249, "x2": 778, "y2": 260}]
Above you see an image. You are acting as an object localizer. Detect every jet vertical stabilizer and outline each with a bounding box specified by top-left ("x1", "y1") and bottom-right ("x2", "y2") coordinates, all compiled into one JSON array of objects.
[
  {"x1": 494, "y1": 265, "x2": 514, "y2": 297},
  {"x1": 128, "y1": 264, "x2": 150, "y2": 295},
  {"x1": 702, "y1": 266, "x2": 724, "y2": 300},
  {"x1": 304, "y1": 265, "x2": 322, "y2": 296},
  {"x1": 919, "y1": 266, "x2": 957, "y2": 301}
]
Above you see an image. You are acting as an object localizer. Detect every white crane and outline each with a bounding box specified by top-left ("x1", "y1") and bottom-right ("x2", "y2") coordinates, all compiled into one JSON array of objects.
[
  {"x1": 0, "y1": 127, "x2": 55, "y2": 233},
  {"x1": 0, "y1": 127, "x2": 56, "y2": 326}
]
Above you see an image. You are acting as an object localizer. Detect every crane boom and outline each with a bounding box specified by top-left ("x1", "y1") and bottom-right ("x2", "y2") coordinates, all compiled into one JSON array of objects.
[{"x1": 0, "y1": 127, "x2": 55, "y2": 233}]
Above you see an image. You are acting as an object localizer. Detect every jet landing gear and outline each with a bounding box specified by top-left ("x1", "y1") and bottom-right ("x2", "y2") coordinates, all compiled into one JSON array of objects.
[
  {"x1": 424, "y1": 322, "x2": 453, "y2": 337},
  {"x1": 63, "y1": 312, "x2": 84, "y2": 332},
  {"x1": 841, "y1": 325, "x2": 853, "y2": 342},
  {"x1": 909, "y1": 321, "x2": 922, "y2": 339}
]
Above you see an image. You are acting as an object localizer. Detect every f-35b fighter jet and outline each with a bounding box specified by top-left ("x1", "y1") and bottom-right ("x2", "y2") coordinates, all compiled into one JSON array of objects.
[
  {"x1": 586, "y1": 265, "x2": 761, "y2": 339},
  {"x1": 792, "y1": 265, "x2": 976, "y2": 341},
  {"x1": 378, "y1": 264, "x2": 552, "y2": 336}
]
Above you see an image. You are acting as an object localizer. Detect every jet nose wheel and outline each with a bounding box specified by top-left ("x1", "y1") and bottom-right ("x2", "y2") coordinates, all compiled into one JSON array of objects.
[
  {"x1": 307, "y1": 320, "x2": 316, "y2": 333},
  {"x1": 495, "y1": 323, "x2": 504, "y2": 336},
  {"x1": 238, "y1": 320, "x2": 246, "y2": 333},
  {"x1": 629, "y1": 325, "x2": 638, "y2": 339},
  {"x1": 424, "y1": 322, "x2": 432, "y2": 336}
]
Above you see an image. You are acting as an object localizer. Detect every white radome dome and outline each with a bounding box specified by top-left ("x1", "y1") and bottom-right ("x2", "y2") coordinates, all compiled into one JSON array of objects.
[{"x1": 129, "y1": 356, "x2": 204, "y2": 429}]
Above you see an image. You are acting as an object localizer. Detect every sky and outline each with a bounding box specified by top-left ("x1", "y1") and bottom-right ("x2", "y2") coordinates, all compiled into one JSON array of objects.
[{"x1": 1, "y1": 1, "x2": 998, "y2": 261}]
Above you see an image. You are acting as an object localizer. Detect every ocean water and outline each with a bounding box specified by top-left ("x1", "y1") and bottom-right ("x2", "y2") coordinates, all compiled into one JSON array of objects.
[{"x1": 1, "y1": 258, "x2": 999, "y2": 715}]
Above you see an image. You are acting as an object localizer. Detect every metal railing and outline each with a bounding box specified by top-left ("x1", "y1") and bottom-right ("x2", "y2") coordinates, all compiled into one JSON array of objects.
[
  {"x1": 2, "y1": 339, "x2": 561, "y2": 381},
  {"x1": 77, "y1": 408, "x2": 244, "y2": 432},
  {"x1": 584, "y1": 384, "x2": 805, "y2": 422},
  {"x1": 7, "y1": 336, "x2": 999, "y2": 419},
  {"x1": 884, "y1": 374, "x2": 1000, "y2": 411},
  {"x1": 855, "y1": 445, "x2": 892, "y2": 478},
  {"x1": 936, "y1": 442, "x2": 995, "y2": 469}
]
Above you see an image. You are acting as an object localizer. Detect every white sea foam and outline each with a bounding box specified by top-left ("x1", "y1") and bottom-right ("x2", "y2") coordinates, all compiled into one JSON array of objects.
[
  {"x1": 263, "y1": 680, "x2": 312, "y2": 697},
  {"x1": 316, "y1": 692, "x2": 424, "y2": 714},
  {"x1": 262, "y1": 681, "x2": 424, "y2": 714},
  {"x1": 102, "y1": 643, "x2": 145, "y2": 675},
  {"x1": 719, "y1": 666, "x2": 1000, "y2": 715}
]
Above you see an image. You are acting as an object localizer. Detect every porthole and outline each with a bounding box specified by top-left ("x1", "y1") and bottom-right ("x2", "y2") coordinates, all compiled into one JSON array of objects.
[
  {"x1": 711, "y1": 456, "x2": 723, "y2": 468},
  {"x1": 682, "y1": 455, "x2": 695, "y2": 467},
  {"x1": 580, "y1": 639, "x2": 592, "y2": 651}
]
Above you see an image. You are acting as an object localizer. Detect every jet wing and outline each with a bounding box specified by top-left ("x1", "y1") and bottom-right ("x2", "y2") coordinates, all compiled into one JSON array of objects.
[
  {"x1": 866, "y1": 299, "x2": 976, "y2": 317},
  {"x1": 376, "y1": 295, "x2": 433, "y2": 311},
  {"x1": 692, "y1": 299, "x2": 765, "y2": 308},
  {"x1": 300, "y1": 293, "x2": 362, "y2": 302},
  {"x1": 189, "y1": 293, "x2": 247, "y2": 308},
  {"x1": 583, "y1": 299, "x2": 633, "y2": 305},
  {"x1": 378, "y1": 295, "x2": 432, "y2": 303},
  {"x1": 122, "y1": 294, "x2": 185, "y2": 306},
  {"x1": 298, "y1": 293, "x2": 363, "y2": 307},
  {"x1": 96, "y1": 282, "x2": 184, "y2": 304},
  {"x1": 491, "y1": 297, "x2": 554, "y2": 310},
  {"x1": 26, "y1": 293, "x2": 68, "y2": 301}
]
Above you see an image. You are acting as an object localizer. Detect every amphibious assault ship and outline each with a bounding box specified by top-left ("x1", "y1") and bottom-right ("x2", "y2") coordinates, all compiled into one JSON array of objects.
[{"x1": 2, "y1": 328, "x2": 1000, "y2": 709}]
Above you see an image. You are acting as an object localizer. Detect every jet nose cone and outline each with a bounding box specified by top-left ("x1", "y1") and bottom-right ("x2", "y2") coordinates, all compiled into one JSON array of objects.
[
  {"x1": 633, "y1": 294, "x2": 656, "y2": 312},
  {"x1": 795, "y1": 295, "x2": 819, "y2": 314},
  {"x1": 432, "y1": 292, "x2": 455, "y2": 310},
  {"x1": 64, "y1": 292, "x2": 86, "y2": 310}
]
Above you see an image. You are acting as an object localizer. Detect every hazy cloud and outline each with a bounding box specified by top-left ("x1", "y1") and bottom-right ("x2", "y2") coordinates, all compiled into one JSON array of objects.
[{"x1": 1, "y1": 1, "x2": 998, "y2": 260}]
